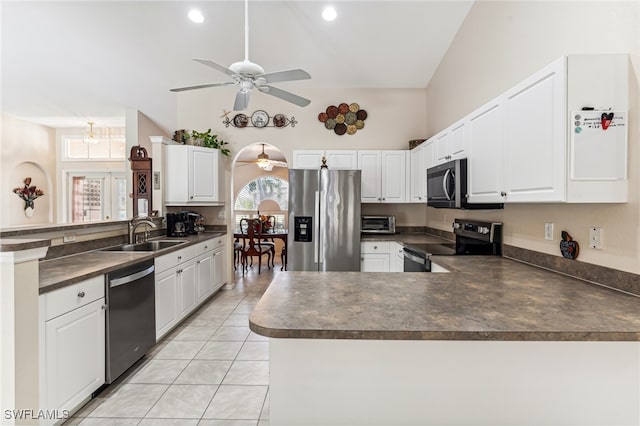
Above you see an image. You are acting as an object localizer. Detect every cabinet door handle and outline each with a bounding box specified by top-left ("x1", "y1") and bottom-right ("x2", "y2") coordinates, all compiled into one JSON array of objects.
[
  {"x1": 190, "y1": 196, "x2": 194, "y2": 199},
  {"x1": 178, "y1": 256, "x2": 182, "y2": 261},
  {"x1": 77, "y1": 291, "x2": 85, "y2": 298},
  {"x1": 204, "y1": 246, "x2": 208, "y2": 249},
  {"x1": 373, "y1": 246, "x2": 378, "y2": 250},
  {"x1": 500, "y1": 191, "x2": 507, "y2": 197},
  {"x1": 101, "y1": 304, "x2": 107, "y2": 310}
]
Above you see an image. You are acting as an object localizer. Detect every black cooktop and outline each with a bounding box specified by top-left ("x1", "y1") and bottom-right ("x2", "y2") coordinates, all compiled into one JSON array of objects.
[{"x1": 406, "y1": 243, "x2": 456, "y2": 256}]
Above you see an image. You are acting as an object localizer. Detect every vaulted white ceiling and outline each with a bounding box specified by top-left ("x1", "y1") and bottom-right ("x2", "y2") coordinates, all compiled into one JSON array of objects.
[{"x1": 1, "y1": 1, "x2": 473, "y2": 132}]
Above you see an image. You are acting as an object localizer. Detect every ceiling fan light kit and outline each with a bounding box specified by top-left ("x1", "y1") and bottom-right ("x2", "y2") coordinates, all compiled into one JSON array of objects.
[
  {"x1": 170, "y1": 0, "x2": 311, "y2": 111},
  {"x1": 237, "y1": 143, "x2": 287, "y2": 171},
  {"x1": 83, "y1": 121, "x2": 100, "y2": 144}
]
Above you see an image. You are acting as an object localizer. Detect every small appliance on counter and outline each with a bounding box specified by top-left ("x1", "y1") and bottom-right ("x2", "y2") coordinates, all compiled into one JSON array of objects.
[
  {"x1": 361, "y1": 215, "x2": 396, "y2": 234},
  {"x1": 166, "y1": 211, "x2": 204, "y2": 237}
]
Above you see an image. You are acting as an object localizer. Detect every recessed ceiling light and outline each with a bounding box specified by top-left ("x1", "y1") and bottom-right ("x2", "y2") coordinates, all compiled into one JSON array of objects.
[
  {"x1": 322, "y1": 6, "x2": 337, "y2": 22},
  {"x1": 188, "y1": 9, "x2": 204, "y2": 24}
]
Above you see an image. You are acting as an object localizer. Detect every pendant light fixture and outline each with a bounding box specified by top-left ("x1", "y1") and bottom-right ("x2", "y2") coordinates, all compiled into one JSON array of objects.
[
  {"x1": 83, "y1": 121, "x2": 100, "y2": 144},
  {"x1": 256, "y1": 144, "x2": 273, "y2": 171}
]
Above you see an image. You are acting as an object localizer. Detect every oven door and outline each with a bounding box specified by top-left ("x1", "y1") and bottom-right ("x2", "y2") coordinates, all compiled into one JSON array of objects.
[
  {"x1": 403, "y1": 247, "x2": 431, "y2": 272},
  {"x1": 427, "y1": 161, "x2": 458, "y2": 208}
]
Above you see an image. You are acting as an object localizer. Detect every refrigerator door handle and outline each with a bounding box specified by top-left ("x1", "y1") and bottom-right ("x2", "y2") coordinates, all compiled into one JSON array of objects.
[{"x1": 314, "y1": 190, "x2": 320, "y2": 264}]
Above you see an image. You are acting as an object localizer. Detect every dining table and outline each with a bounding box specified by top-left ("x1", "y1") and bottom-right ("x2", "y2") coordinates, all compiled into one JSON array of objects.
[{"x1": 234, "y1": 229, "x2": 288, "y2": 270}]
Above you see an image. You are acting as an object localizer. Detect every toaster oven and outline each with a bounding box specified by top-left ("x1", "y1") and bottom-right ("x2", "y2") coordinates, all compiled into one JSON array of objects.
[{"x1": 361, "y1": 215, "x2": 396, "y2": 234}]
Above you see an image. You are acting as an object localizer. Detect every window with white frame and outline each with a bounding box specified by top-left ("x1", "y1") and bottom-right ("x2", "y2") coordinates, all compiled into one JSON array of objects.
[
  {"x1": 234, "y1": 176, "x2": 288, "y2": 229},
  {"x1": 62, "y1": 128, "x2": 126, "y2": 160}
]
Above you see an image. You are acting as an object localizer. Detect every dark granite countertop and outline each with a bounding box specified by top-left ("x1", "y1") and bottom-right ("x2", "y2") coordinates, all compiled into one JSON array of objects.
[
  {"x1": 39, "y1": 232, "x2": 226, "y2": 294},
  {"x1": 249, "y1": 256, "x2": 640, "y2": 342}
]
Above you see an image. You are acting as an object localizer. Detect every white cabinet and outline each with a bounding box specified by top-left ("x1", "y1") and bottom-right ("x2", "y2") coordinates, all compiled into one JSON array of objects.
[
  {"x1": 467, "y1": 99, "x2": 504, "y2": 204},
  {"x1": 292, "y1": 150, "x2": 357, "y2": 169},
  {"x1": 165, "y1": 145, "x2": 224, "y2": 205},
  {"x1": 409, "y1": 145, "x2": 426, "y2": 203},
  {"x1": 466, "y1": 55, "x2": 628, "y2": 205},
  {"x1": 358, "y1": 150, "x2": 407, "y2": 203},
  {"x1": 196, "y1": 237, "x2": 226, "y2": 304},
  {"x1": 177, "y1": 258, "x2": 197, "y2": 319},
  {"x1": 360, "y1": 242, "x2": 390, "y2": 272},
  {"x1": 155, "y1": 243, "x2": 197, "y2": 340},
  {"x1": 433, "y1": 120, "x2": 466, "y2": 166},
  {"x1": 155, "y1": 236, "x2": 226, "y2": 341},
  {"x1": 360, "y1": 241, "x2": 404, "y2": 272},
  {"x1": 41, "y1": 276, "x2": 105, "y2": 416},
  {"x1": 391, "y1": 242, "x2": 405, "y2": 272},
  {"x1": 502, "y1": 57, "x2": 566, "y2": 202}
]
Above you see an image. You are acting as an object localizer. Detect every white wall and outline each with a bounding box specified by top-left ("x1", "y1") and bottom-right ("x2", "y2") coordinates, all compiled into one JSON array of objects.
[
  {"x1": 425, "y1": 1, "x2": 640, "y2": 273},
  {"x1": 1, "y1": 113, "x2": 56, "y2": 227}
]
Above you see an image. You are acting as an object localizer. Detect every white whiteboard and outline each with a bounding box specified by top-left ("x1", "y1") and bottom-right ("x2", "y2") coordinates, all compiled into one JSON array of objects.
[{"x1": 570, "y1": 111, "x2": 627, "y2": 180}]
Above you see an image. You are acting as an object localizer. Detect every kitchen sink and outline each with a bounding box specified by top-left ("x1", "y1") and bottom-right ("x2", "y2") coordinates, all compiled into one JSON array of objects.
[{"x1": 101, "y1": 240, "x2": 187, "y2": 252}]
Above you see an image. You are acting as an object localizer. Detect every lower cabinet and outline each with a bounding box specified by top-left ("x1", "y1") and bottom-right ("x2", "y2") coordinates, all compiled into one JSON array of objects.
[
  {"x1": 40, "y1": 276, "x2": 106, "y2": 418},
  {"x1": 155, "y1": 236, "x2": 227, "y2": 341},
  {"x1": 360, "y1": 241, "x2": 406, "y2": 272}
]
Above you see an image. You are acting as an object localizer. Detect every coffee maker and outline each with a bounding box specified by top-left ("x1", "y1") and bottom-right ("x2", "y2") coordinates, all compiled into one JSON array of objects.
[
  {"x1": 166, "y1": 211, "x2": 204, "y2": 237},
  {"x1": 166, "y1": 212, "x2": 188, "y2": 237}
]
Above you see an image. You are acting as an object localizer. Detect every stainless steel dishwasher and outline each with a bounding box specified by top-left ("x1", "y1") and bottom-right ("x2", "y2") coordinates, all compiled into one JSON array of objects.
[{"x1": 105, "y1": 259, "x2": 155, "y2": 383}]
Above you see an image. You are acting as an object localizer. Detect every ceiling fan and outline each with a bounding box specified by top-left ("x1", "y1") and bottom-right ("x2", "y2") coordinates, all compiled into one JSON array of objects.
[
  {"x1": 237, "y1": 144, "x2": 288, "y2": 171},
  {"x1": 170, "y1": 0, "x2": 311, "y2": 111}
]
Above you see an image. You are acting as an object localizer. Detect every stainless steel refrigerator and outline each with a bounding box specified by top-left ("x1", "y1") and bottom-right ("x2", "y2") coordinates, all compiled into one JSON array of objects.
[{"x1": 288, "y1": 169, "x2": 361, "y2": 271}]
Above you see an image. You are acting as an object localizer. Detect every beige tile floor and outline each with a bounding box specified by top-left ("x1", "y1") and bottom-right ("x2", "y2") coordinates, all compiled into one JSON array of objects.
[{"x1": 65, "y1": 257, "x2": 279, "y2": 426}]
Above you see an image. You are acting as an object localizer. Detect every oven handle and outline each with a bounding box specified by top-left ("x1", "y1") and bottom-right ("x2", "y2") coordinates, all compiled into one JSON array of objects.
[
  {"x1": 442, "y1": 169, "x2": 452, "y2": 201},
  {"x1": 109, "y1": 265, "x2": 155, "y2": 288},
  {"x1": 403, "y1": 248, "x2": 427, "y2": 265}
]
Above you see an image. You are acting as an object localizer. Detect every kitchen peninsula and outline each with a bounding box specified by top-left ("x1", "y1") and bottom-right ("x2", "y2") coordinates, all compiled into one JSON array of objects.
[{"x1": 249, "y1": 257, "x2": 640, "y2": 426}]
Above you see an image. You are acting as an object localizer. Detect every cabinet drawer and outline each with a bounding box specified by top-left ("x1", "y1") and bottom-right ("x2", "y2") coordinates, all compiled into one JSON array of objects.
[
  {"x1": 196, "y1": 237, "x2": 224, "y2": 255},
  {"x1": 361, "y1": 241, "x2": 390, "y2": 254},
  {"x1": 44, "y1": 275, "x2": 105, "y2": 321},
  {"x1": 155, "y1": 245, "x2": 198, "y2": 272}
]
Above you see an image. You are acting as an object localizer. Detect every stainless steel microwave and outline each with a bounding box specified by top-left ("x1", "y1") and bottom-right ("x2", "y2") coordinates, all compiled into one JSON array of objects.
[
  {"x1": 361, "y1": 215, "x2": 396, "y2": 234},
  {"x1": 426, "y1": 159, "x2": 503, "y2": 210}
]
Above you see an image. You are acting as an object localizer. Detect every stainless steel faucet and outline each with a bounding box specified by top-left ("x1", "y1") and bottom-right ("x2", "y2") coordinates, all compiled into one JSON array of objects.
[{"x1": 129, "y1": 217, "x2": 157, "y2": 244}]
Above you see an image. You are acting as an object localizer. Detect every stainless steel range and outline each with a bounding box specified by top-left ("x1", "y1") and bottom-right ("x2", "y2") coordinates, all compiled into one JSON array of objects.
[{"x1": 403, "y1": 219, "x2": 503, "y2": 271}]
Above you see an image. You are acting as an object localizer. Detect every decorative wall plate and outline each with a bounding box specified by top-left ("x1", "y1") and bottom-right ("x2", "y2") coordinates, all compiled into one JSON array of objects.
[
  {"x1": 319, "y1": 103, "x2": 367, "y2": 135},
  {"x1": 251, "y1": 110, "x2": 269, "y2": 128},
  {"x1": 223, "y1": 111, "x2": 297, "y2": 128}
]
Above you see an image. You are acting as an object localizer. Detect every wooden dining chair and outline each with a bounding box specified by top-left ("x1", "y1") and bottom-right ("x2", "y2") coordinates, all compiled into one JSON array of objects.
[{"x1": 239, "y1": 218, "x2": 272, "y2": 275}]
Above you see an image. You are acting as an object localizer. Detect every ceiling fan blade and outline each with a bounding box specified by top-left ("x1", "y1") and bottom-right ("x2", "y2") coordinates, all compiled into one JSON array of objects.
[
  {"x1": 170, "y1": 81, "x2": 236, "y2": 92},
  {"x1": 270, "y1": 160, "x2": 288, "y2": 167},
  {"x1": 258, "y1": 69, "x2": 311, "y2": 84},
  {"x1": 193, "y1": 58, "x2": 240, "y2": 79},
  {"x1": 260, "y1": 85, "x2": 311, "y2": 107},
  {"x1": 234, "y1": 90, "x2": 251, "y2": 111}
]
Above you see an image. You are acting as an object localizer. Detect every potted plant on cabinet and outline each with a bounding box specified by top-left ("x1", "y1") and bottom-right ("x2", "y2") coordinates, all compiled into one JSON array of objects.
[{"x1": 190, "y1": 129, "x2": 230, "y2": 156}]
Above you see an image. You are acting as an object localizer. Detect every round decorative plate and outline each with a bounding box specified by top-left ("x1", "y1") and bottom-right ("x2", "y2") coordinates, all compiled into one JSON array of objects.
[
  {"x1": 334, "y1": 123, "x2": 347, "y2": 135},
  {"x1": 346, "y1": 124, "x2": 357, "y2": 135},
  {"x1": 356, "y1": 110, "x2": 368, "y2": 120},
  {"x1": 325, "y1": 118, "x2": 337, "y2": 130},
  {"x1": 335, "y1": 114, "x2": 345, "y2": 124},
  {"x1": 273, "y1": 114, "x2": 287, "y2": 128},
  {"x1": 326, "y1": 105, "x2": 339, "y2": 119},
  {"x1": 233, "y1": 114, "x2": 248, "y2": 128},
  {"x1": 251, "y1": 110, "x2": 269, "y2": 128},
  {"x1": 318, "y1": 112, "x2": 328, "y2": 122},
  {"x1": 338, "y1": 103, "x2": 350, "y2": 114},
  {"x1": 345, "y1": 111, "x2": 357, "y2": 125},
  {"x1": 355, "y1": 119, "x2": 365, "y2": 129},
  {"x1": 349, "y1": 103, "x2": 360, "y2": 113}
]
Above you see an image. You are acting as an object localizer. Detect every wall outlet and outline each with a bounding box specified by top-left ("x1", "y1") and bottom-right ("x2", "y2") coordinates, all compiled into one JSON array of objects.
[
  {"x1": 63, "y1": 233, "x2": 76, "y2": 243},
  {"x1": 217, "y1": 209, "x2": 225, "y2": 220},
  {"x1": 589, "y1": 227, "x2": 602, "y2": 249},
  {"x1": 544, "y1": 223, "x2": 554, "y2": 240}
]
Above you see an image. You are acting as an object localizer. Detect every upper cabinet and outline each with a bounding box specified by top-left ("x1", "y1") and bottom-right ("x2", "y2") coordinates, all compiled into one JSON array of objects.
[
  {"x1": 358, "y1": 150, "x2": 407, "y2": 203},
  {"x1": 434, "y1": 120, "x2": 466, "y2": 166},
  {"x1": 465, "y1": 54, "x2": 629, "y2": 205},
  {"x1": 165, "y1": 145, "x2": 224, "y2": 206},
  {"x1": 409, "y1": 140, "x2": 433, "y2": 203},
  {"x1": 292, "y1": 150, "x2": 357, "y2": 170}
]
